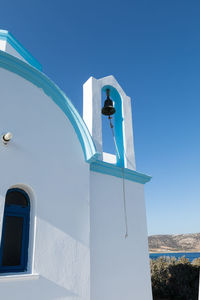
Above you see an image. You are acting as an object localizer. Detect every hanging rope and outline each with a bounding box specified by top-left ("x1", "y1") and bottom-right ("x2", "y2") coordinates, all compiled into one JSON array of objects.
[{"x1": 108, "y1": 116, "x2": 128, "y2": 239}]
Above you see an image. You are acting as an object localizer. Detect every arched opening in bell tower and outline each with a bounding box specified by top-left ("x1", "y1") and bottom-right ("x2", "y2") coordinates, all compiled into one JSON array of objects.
[{"x1": 101, "y1": 85, "x2": 125, "y2": 167}]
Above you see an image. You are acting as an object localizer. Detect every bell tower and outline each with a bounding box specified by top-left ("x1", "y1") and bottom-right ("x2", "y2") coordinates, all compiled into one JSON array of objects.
[
  {"x1": 84, "y1": 75, "x2": 152, "y2": 300},
  {"x1": 83, "y1": 75, "x2": 136, "y2": 170}
]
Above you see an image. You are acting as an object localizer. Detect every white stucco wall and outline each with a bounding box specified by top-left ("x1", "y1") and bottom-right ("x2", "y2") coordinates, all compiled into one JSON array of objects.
[
  {"x1": 5, "y1": 42, "x2": 28, "y2": 63},
  {"x1": 5, "y1": 42, "x2": 27, "y2": 63},
  {"x1": 102, "y1": 152, "x2": 116, "y2": 164},
  {"x1": 0, "y1": 40, "x2": 6, "y2": 51},
  {"x1": 0, "y1": 52, "x2": 152, "y2": 300},
  {"x1": 90, "y1": 171, "x2": 152, "y2": 300},
  {"x1": 0, "y1": 67, "x2": 90, "y2": 299}
]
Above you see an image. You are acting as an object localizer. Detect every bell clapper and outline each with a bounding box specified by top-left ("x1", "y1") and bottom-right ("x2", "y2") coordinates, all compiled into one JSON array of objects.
[{"x1": 108, "y1": 115, "x2": 114, "y2": 128}]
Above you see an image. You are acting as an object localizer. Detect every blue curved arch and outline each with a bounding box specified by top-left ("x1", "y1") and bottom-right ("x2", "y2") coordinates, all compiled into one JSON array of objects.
[{"x1": 0, "y1": 50, "x2": 97, "y2": 161}]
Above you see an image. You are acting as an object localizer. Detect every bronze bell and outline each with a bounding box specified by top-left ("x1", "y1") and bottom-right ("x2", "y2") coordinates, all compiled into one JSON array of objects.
[{"x1": 101, "y1": 89, "x2": 116, "y2": 116}]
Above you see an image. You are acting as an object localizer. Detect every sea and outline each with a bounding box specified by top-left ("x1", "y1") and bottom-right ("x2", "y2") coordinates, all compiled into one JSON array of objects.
[{"x1": 150, "y1": 252, "x2": 200, "y2": 262}]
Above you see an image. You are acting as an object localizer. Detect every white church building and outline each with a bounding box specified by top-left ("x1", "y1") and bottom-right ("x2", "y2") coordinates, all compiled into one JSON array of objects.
[{"x1": 0, "y1": 30, "x2": 152, "y2": 300}]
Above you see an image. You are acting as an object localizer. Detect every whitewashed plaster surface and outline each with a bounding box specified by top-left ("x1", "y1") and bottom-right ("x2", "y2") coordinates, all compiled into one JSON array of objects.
[
  {"x1": 0, "y1": 53, "x2": 152, "y2": 299},
  {"x1": 90, "y1": 171, "x2": 152, "y2": 300},
  {"x1": 102, "y1": 152, "x2": 116, "y2": 164},
  {"x1": 5, "y1": 42, "x2": 27, "y2": 63},
  {"x1": 0, "y1": 39, "x2": 27, "y2": 64},
  {"x1": 0, "y1": 67, "x2": 90, "y2": 299},
  {"x1": 0, "y1": 40, "x2": 6, "y2": 51}
]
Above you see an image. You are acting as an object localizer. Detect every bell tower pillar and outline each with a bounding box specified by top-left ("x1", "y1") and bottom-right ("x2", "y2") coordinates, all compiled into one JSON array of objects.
[
  {"x1": 85, "y1": 75, "x2": 152, "y2": 300},
  {"x1": 83, "y1": 75, "x2": 136, "y2": 170}
]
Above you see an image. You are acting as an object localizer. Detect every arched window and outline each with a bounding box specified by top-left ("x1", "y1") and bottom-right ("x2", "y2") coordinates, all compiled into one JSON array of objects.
[{"x1": 0, "y1": 188, "x2": 30, "y2": 273}]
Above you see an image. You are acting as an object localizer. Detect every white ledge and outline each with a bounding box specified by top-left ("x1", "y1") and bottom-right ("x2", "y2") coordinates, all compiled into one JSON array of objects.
[{"x1": 0, "y1": 273, "x2": 39, "y2": 282}]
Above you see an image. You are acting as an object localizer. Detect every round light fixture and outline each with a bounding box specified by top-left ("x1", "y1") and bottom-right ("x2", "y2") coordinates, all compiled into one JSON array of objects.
[{"x1": 2, "y1": 132, "x2": 13, "y2": 145}]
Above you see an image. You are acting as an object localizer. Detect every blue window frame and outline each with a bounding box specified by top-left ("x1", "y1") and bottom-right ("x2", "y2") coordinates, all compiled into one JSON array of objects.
[{"x1": 0, "y1": 188, "x2": 30, "y2": 273}]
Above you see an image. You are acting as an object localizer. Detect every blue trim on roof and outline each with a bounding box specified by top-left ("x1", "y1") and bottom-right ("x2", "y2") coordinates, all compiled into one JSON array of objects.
[
  {"x1": 0, "y1": 30, "x2": 42, "y2": 71},
  {"x1": 90, "y1": 158, "x2": 151, "y2": 184},
  {"x1": 0, "y1": 49, "x2": 151, "y2": 182},
  {"x1": 0, "y1": 50, "x2": 97, "y2": 161}
]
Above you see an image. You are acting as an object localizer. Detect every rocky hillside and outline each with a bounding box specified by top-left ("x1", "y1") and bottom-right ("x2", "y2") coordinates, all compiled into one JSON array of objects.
[{"x1": 149, "y1": 233, "x2": 200, "y2": 252}]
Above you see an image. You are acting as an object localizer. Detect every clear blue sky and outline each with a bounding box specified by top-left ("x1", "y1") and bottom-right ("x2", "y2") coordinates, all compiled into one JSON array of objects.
[{"x1": 1, "y1": 0, "x2": 200, "y2": 236}]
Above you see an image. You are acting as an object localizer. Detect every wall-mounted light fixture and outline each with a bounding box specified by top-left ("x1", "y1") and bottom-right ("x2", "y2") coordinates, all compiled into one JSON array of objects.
[{"x1": 2, "y1": 132, "x2": 13, "y2": 145}]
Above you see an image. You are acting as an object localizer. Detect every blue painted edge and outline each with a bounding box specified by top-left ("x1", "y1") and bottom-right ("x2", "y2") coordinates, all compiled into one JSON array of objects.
[
  {"x1": 89, "y1": 158, "x2": 151, "y2": 184},
  {"x1": 0, "y1": 30, "x2": 42, "y2": 71},
  {"x1": 0, "y1": 50, "x2": 150, "y2": 182},
  {"x1": 0, "y1": 50, "x2": 97, "y2": 162}
]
